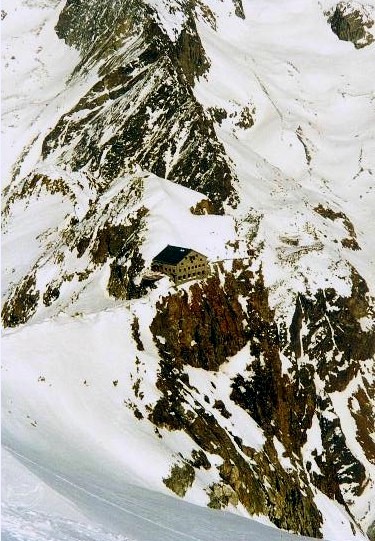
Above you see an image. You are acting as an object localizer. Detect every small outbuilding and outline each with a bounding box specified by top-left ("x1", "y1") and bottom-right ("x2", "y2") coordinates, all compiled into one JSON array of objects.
[{"x1": 151, "y1": 245, "x2": 209, "y2": 285}]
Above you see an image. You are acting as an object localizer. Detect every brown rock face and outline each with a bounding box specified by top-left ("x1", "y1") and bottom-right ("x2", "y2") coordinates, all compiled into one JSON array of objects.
[
  {"x1": 148, "y1": 263, "x2": 323, "y2": 536},
  {"x1": 2, "y1": 274, "x2": 39, "y2": 328},
  {"x1": 350, "y1": 386, "x2": 375, "y2": 465},
  {"x1": 146, "y1": 258, "x2": 374, "y2": 536},
  {"x1": 313, "y1": 396, "x2": 367, "y2": 503},
  {"x1": 2, "y1": 173, "x2": 148, "y2": 327},
  {"x1": 47, "y1": 0, "x2": 238, "y2": 212},
  {"x1": 151, "y1": 273, "x2": 248, "y2": 371},
  {"x1": 163, "y1": 463, "x2": 196, "y2": 497},
  {"x1": 314, "y1": 204, "x2": 360, "y2": 250},
  {"x1": 232, "y1": 0, "x2": 245, "y2": 19},
  {"x1": 190, "y1": 198, "x2": 216, "y2": 215},
  {"x1": 283, "y1": 268, "x2": 374, "y2": 505},
  {"x1": 328, "y1": 3, "x2": 374, "y2": 48},
  {"x1": 368, "y1": 521, "x2": 375, "y2": 541},
  {"x1": 289, "y1": 269, "x2": 375, "y2": 392},
  {"x1": 175, "y1": 14, "x2": 210, "y2": 86}
]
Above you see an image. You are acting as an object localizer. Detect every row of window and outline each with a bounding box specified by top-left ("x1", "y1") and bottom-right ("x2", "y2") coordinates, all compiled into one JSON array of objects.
[
  {"x1": 178, "y1": 271, "x2": 206, "y2": 280},
  {"x1": 183, "y1": 264, "x2": 205, "y2": 271},
  {"x1": 153, "y1": 264, "x2": 206, "y2": 272},
  {"x1": 152, "y1": 264, "x2": 207, "y2": 281}
]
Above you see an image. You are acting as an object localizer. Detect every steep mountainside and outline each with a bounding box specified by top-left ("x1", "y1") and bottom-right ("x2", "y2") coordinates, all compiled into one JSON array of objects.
[{"x1": 2, "y1": 1, "x2": 375, "y2": 540}]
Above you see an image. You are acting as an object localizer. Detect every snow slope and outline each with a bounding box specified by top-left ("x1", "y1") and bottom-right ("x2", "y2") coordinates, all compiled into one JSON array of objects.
[
  {"x1": 2, "y1": 0, "x2": 375, "y2": 539},
  {"x1": 1, "y1": 0, "x2": 81, "y2": 187},
  {"x1": 194, "y1": 0, "x2": 375, "y2": 301},
  {"x1": 2, "y1": 448, "x2": 325, "y2": 541}
]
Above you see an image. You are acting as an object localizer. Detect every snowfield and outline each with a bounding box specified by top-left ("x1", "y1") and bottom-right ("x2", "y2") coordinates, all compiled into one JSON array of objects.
[
  {"x1": 2, "y1": 448, "x2": 326, "y2": 541},
  {"x1": 2, "y1": 0, "x2": 375, "y2": 539}
]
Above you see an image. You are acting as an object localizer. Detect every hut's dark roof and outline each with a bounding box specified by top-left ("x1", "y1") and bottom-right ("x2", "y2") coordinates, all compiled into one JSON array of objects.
[{"x1": 152, "y1": 245, "x2": 192, "y2": 265}]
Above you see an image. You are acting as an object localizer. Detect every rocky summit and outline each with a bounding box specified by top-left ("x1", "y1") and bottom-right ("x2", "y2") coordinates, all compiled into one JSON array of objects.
[{"x1": 2, "y1": 1, "x2": 375, "y2": 540}]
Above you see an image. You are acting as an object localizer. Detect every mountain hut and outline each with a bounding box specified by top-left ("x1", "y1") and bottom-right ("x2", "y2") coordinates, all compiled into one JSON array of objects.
[{"x1": 151, "y1": 245, "x2": 209, "y2": 285}]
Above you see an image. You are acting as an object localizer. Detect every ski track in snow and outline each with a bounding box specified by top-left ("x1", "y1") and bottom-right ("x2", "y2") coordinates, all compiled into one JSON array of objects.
[
  {"x1": 4, "y1": 448, "x2": 203, "y2": 541},
  {"x1": 2, "y1": 447, "x2": 321, "y2": 541}
]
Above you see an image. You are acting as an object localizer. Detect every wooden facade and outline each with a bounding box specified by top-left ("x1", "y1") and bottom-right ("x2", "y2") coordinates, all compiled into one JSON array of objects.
[{"x1": 151, "y1": 245, "x2": 209, "y2": 285}]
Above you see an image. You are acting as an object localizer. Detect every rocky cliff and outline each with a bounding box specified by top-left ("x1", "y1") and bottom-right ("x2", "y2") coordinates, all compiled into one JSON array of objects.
[{"x1": 2, "y1": 0, "x2": 375, "y2": 539}]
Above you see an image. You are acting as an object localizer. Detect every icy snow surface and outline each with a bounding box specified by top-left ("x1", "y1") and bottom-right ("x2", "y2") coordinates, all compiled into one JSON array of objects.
[{"x1": 3, "y1": 447, "x2": 322, "y2": 541}]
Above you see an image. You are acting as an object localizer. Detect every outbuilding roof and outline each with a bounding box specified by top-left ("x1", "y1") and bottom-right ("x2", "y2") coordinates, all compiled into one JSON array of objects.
[{"x1": 152, "y1": 245, "x2": 192, "y2": 265}]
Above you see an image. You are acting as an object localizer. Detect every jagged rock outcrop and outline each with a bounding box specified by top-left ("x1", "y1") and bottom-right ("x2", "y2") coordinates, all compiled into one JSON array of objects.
[
  {"x1": 283, "y1": 269, "x2": 375, "y2": 507},
  {"x1": 146, "y1": 257, "x2": 374, "y2": 536},
  {"x1": 2, "y1": 0, "x2": 375, "y2": 538},
  {"x1": 328, "y1": 2, "x2": 374, "y2": 48},
  {"x1": 151, "y1": 272, "x2": 249, "y2": 371},
  {"x1": 148, "y1": 262, "x2": 324, "y2": 535},
  {"x1": 43, "y1": 0, "x2": 238, "y2": 211},
  {"x1": 2, "y1": 172, "x2": 149, "y2": 326},
  {"x1": 232, "y1": 0, "x2": 245, "y2": 19},
  {"x1": 163, "y1": 462, "x2": 196, "y2": 497},
  {"x1": 2, "y1": 274, "x2": 39, "y2": 328}
]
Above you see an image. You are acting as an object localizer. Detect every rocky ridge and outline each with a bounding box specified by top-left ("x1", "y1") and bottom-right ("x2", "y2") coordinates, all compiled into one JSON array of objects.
[
  {"x1": 2, "y1": 1, "x2": 375, "y2": 540},
  {"x1": 327, "y1": 1, "x2": 375, "y2": 48}
]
